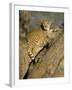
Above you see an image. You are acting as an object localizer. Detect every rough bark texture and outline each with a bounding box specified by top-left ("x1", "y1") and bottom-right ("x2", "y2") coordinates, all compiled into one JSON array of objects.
[
  {"x1": 19, "y1": 29, "x2": 64, "y2": 79},
  {"x1": 19, "y1": 40, "x2": 31, "y2": 79},
  {"x1": 27, "y1": 29, "x2": 64, "y2": 78}
]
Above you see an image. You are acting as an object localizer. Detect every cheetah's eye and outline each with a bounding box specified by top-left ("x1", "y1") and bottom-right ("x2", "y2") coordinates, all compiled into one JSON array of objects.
[
  {"x1": 46, "y1": 22, "x2": 48, "y2": 24},
  {"x1": 44, "y1": 26, "x2": 47, "y2": 28}
]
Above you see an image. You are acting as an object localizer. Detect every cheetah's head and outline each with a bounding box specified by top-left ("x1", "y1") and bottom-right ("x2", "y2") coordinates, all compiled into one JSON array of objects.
[{"x1": 41, "y1": 20, "x2": 50, "y2": 31}]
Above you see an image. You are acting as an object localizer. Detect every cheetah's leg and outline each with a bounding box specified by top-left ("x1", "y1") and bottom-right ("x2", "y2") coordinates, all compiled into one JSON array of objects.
[{"x1": 28, "y1": 48, "x2": 35, "y2": 60}]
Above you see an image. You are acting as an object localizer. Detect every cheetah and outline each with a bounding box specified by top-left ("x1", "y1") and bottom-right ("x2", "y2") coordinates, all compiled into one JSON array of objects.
[{"x1": 27, "y1": 20, "x2": 56, "y2": 60}]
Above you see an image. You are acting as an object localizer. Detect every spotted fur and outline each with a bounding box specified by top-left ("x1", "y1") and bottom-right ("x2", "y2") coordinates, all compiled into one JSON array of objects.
[{"x1": 27, "y1": 20, "x2": 50, "y2": 60}]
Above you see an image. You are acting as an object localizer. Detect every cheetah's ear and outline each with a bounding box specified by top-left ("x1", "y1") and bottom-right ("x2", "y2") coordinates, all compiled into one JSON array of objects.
[
  {"x1": 41, "y1": 22, "x2": 44, "y2": 30},
  {"x1": 41, "y1": 20, "x2": 44, "y2": 30}
]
